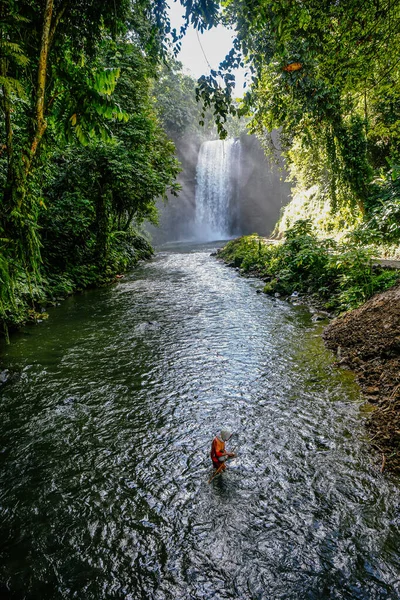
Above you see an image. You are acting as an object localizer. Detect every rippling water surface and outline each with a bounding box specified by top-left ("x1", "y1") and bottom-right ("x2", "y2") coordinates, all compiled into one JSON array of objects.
[{"x1": 1, "y1": 244, "x2": 400, "y2": 599}]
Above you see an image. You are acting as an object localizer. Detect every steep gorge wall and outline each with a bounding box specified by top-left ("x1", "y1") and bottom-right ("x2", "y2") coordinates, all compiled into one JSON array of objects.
[
  {"x1": 236, "y1": 134, "x2": 291, "y2": 237},
  {"x1": 147, "y1": 134, "x2": 201, "y2": 244}
]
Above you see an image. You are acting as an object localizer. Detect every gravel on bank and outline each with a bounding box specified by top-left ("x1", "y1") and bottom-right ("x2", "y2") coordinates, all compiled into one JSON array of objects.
[{"x1": 323, "y1": 285, "x2": 400, "y2": 474}]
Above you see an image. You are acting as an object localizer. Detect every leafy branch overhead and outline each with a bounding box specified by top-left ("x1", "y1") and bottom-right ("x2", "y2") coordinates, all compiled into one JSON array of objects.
[{"x1": 195, "y1": 0, "x2": 400, "y2": 221}]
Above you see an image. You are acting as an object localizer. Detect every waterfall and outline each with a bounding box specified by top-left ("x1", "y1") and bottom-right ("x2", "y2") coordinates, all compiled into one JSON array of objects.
[{"x1": 194, "y1": 139, "x2": 241, "y2": 241}]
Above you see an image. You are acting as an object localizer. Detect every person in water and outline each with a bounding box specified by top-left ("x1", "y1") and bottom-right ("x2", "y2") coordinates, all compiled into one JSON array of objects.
[{"x1": 210, "y1": 429, "x2": 236, "y2": 470}]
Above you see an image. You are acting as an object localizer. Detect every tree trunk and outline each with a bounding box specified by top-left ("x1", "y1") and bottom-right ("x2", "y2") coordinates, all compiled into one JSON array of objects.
[
  {"x1": 3, "y1": 0, "x2": 55, "y2": 271},
  {"x1": 25, "y1": 0, "x2": 54, "y2": 177},
  {"x1": 124, "y1": 207, "x2": 137, "y2": 231},
  {"x1": 95, "y1": 189, "x2": 110, "y2": 265}
]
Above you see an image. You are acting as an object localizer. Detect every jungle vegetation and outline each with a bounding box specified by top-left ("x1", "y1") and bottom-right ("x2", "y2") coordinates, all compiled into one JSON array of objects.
[
  {"x1": 1, "y1": 0, "x2": 399, "y2": 339},
  {"x1": 219, "y1": 223, "x2": 400, "y2": 314},
  {"x1": 198, "y1": 0, "x2": 400, "y2": 249},
  {"x1": 0, "y1": 0, "x2": 183, "y2": 338},
  {"x1": 155, "y1": 57, "x2": 249, "y2": 143}
]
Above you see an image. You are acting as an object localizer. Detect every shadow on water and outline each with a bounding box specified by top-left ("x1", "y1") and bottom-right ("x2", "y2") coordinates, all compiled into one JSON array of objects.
[
  {"x1": 210, "y1": 476, "x2": 237, "y2": 504},
  {"x1": 0, "y1": 244, "x2": 400, "y2": 600}
]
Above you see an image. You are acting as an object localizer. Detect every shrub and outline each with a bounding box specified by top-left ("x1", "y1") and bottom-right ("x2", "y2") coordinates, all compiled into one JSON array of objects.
[{"x1": 220, "y1": 220, "x2": 400, "y2": 314}]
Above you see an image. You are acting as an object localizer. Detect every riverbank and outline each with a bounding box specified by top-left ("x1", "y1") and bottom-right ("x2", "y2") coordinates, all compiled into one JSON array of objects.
[
  {"x1": 324, "y1": 286, "x2": 400, "y2": 473},
  {"x1": 217, "y1": 232, "x2": 400, "y2": 474},
  {"x1": 0, "y1": 233, "x2": 154, "y2": 343}
]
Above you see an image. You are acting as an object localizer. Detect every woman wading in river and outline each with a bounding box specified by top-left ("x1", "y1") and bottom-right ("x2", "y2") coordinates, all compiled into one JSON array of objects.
[{"x1": 210, "y1": 429, "x2": 236, "y2": 479}]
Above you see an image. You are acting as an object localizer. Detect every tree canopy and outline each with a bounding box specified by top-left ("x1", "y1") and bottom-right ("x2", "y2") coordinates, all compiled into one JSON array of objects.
[
  {"x1": 0, "y1": 0, "x2": 182, "y2": 336},
  {"x1": 197, "y1": 0, "x2": 400, "y2": 232}
]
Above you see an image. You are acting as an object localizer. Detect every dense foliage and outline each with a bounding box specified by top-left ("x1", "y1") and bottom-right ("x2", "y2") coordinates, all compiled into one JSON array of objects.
[
  {"x1": 154, "y1": 58, "x2": 248, "y2": 142},
  {"x1": 219, "y1": 222, "x2": 399, "y2": 314},
  {"x1": 0, "y1": 0, "x2": 182, "y2": 338},
  {"x1": 196, "y1": 0, "x2": 400, "y2": 242}
]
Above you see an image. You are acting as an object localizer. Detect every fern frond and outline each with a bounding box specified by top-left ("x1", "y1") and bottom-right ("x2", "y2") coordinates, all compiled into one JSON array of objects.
[
  {"x1": 0, "y1": 41, "x2": 29, "y2": 66},
  {"x1": 0, "y1": 75, "x2": 27, "y2": 99}
]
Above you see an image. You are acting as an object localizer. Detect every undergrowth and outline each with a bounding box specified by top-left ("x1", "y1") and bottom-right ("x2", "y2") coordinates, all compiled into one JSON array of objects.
[
  {"x1": 219, "y1": 220, "x2": 400, "y2": 314},
  {"x1": 1, "y1": 232, "x2": 153, "y2": 335}
]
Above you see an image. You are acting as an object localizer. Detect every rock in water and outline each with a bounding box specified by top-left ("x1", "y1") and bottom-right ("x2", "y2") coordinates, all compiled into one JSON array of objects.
[{"x1": 0, "y1": 370, "x2": 10, "y2": 384}]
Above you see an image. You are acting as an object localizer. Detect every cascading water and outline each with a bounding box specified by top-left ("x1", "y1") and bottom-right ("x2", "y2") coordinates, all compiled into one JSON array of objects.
[{"x1": 195, "y1": 139, "x2": 241, "y2": 241}]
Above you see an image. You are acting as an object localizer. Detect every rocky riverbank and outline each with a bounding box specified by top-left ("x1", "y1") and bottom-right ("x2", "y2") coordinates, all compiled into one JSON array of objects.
[{"x1": 323, "y1": 285, "x2": 400, "y2": 474}]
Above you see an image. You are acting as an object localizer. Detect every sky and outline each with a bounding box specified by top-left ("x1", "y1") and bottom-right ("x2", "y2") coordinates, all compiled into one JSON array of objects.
[{"x1": 168, "y1": 2, "x2": 247, "y2": 95}]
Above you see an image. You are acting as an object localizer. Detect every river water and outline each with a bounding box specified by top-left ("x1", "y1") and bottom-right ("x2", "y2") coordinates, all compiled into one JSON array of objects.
[{"x1": 1, "y1": 244, "x2": 399, "y2": 600}]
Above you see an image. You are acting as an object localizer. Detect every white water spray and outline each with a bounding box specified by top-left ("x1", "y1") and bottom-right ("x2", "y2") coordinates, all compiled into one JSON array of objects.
[{"x1": 194, "y1": 139, "x2": 241, "y2": 241}]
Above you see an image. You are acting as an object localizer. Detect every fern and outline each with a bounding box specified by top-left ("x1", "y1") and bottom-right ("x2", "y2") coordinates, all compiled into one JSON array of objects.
[
  {"x1": 0, "y1": 40, "x2": 29, "y2": 66},
  {"x1": 0, "y1": 75, "x2": 27, "y2": 99}
]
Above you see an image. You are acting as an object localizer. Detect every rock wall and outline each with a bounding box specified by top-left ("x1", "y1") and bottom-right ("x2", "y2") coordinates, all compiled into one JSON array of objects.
[
  {"x1": 236, "y1": 133, "x2": 291, "y2": 237},
  {"x1": 147, "y1": 134, "x2": 202, "y2": 244}
]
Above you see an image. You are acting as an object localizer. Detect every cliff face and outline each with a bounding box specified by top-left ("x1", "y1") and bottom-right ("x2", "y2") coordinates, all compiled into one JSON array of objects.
[
  {"x1": 236, "y1": 134, "x2": 291, "y2": 237},
  {"x1": 147, "y1": 134, "x2": 202, "y2": 244},
  {"x1": 323, "y1": 285, "x2": 400, "y2": 473},
  {"x1": 148, "y1": 133, "x2": 291, "y2": 244}
]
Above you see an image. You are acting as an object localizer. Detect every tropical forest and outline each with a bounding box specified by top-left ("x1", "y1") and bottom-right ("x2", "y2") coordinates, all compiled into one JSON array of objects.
[{"x1": 1, "y1": 0, "x2": 400, "y2": 598}]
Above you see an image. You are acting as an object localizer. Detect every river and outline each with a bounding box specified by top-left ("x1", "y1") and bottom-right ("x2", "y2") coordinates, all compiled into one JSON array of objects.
[{"x1": 0, "y1": 244, "x2": 399, "y2": 599}]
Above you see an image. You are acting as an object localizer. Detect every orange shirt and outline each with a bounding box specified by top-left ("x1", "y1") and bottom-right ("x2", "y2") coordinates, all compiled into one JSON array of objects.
[{"x1": 210, "y1": 436, "x2": 225, "y2": 464}]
